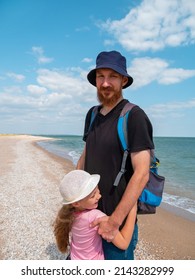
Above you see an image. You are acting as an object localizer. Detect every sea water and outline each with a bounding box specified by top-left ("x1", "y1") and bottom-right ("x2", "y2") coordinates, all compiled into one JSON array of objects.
[{"x1": 37, "y1": 136, "x2": 195, "y2": 216}]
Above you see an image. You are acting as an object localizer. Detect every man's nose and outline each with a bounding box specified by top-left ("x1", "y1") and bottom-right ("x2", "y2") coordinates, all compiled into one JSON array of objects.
[{"x1": 101, "y1": 77, "x2": 110, "y2": 87}]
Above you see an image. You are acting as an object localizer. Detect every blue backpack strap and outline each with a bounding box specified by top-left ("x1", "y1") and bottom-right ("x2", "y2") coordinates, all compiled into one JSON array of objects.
[
  {"x1": 117, "y1": 102, "x2": 136, "y2": 150},
  {"x1": 113, "y1": 102, "x2": 136, "y2": 187},
  {"x1": 89, "y1": 106, "x2": 99, "y2": 131}
]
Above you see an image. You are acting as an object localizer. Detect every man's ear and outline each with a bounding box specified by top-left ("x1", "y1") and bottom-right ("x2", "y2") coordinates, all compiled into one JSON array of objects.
[{"x1": 122, "y1": 76, "x2": 128, "y2": 87}]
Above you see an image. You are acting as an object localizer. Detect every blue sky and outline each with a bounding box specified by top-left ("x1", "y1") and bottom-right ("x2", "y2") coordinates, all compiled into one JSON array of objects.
[{"x1": 0, "y1": 0, "x2": 195, "y2": 137}]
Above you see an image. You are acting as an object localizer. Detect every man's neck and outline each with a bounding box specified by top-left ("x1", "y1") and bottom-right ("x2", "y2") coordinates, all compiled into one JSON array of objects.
[{"x1": 101, "y1": 97, "x2": 123, "y2": 115}]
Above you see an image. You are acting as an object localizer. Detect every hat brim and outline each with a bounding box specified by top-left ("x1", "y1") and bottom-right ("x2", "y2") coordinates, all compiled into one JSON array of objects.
[
  {"x1": 61, "y1": 174, "x2": 100, "y2": 205},
  {"x1": 87, "y1": 65, "x2": 133, "y2": 89}
]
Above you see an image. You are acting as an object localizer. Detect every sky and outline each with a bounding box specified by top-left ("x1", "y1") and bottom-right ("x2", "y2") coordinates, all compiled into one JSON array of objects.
[{"x1": 0, "y1": 0, "x2": 195, "y2": 137}]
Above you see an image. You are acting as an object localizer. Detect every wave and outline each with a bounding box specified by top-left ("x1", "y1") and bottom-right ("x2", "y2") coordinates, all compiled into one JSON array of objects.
[
  {"x1": 68, "y1": 150, "x2": 81, "y2": 165},
  {"x1": 162, "y1": 193, "x2": 195, "y2": 214}
]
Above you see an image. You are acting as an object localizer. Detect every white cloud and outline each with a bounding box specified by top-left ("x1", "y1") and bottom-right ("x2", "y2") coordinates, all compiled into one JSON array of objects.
[
  {"x1": 100, "y1": 0, "x2": 195, "y2": 51},
  {"x1": 32, "y1": 46, "x2": 54, "y2": 64},
  {"x1": 0, "y1": 66, "x2": 97, "y2": 132},
  {"x1": 7, "y1": 72, "x2": 25, "y2": 82},
  {"x1": 128, "y1": 57, "x2": 195, "y2": 88},
  {"x1": 1, "y1": 57, "x2": 194, "y2": 129},
  {"x1": 129, "y1": 57, "x2": 168, "y2": 88},
  {"x1": 0, "y1": 92, "x2": 36, "y2": 109},
  {"x1": 104, "y1": 39, "x2": 115, "y2": 46},
  {"x1": 36, "y1": 68, "x2": 92, "y2": 97},
  {"x1": 147, "y1": 98, "x2": 195, "y2": 118},
  {"x1": 82, "y1": 57, "x2": 93, "y2": 63},
  {"x1": 159, "y1": 68, "x2": 195, "y2": 84},
  {"x1": 3, "y1": 86, "x2": 23, "y2": 94},
  {"x1": 27, "y1": 84, "x2": 47, "y2": 95},
  {"x1": 0, "y1": 89, "x2": 72, "y2": 113}
]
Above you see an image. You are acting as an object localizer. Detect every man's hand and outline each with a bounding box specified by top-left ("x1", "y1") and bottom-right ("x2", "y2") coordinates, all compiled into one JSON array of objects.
[{"x1": 90, "y1": 216, "x2": 120, "y2": 242}]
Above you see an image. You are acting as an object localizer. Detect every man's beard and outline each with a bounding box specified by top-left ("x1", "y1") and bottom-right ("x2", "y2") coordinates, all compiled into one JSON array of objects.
[{"x1": 97, "y1": 88, "x2": 122, "y2": 107}]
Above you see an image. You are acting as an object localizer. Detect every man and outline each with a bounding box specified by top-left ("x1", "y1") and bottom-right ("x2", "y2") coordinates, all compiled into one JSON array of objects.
[{"x1": 77, "y1": 50, "x2": 154, "y2": 259}]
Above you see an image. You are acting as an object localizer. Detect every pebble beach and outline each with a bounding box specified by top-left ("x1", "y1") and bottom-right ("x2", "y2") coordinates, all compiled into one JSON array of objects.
[{"x1": 0, "y1": 135, "x2": 194, "y2": 260}]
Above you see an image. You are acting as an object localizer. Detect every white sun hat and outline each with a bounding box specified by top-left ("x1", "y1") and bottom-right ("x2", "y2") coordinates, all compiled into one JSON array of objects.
[{"x1": 59, "y1": 170, "x2": 100, "y2": 205}]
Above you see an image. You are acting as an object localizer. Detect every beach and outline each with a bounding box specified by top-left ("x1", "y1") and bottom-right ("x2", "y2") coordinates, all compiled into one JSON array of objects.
[{"x1": 0, "y1": 135, "x2": 194, "y2": 260}]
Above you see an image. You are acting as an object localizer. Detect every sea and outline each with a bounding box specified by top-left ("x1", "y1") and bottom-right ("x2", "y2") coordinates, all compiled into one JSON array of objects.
[{"x1": 37, "y1": 136, "x2": 195, "y2": 218}]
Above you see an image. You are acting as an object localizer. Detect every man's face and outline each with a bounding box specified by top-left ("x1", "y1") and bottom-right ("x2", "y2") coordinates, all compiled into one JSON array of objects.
[{"x1": 96, "y1": 68, "x2": 128, "y2": 106}]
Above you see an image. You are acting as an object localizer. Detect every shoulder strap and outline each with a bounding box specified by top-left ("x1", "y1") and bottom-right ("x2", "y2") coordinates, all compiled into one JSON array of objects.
[
  {"x1": 117, "y1": 102, "x2": 136, "y2": 151},
  {"x1": 113, "y1": 102, "x2": 136, "y2": 187},
  {"x1": 88, "y1": 106, "x2": 99, "y2": 131}
]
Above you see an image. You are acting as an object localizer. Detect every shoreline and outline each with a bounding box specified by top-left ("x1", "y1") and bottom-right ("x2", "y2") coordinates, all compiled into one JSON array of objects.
[
  {"x1": 160, "y1": 202, "x2": 195, "y2": 222},
  {"x1": 0, "y1": 135, "x2": 194, "y2": 260},
  {"x1": 35, "y1": 135, "x2": 195, "y2": 219},
  {"x1": 35, "y1": 136, "x2": 195, "y2": 222}
]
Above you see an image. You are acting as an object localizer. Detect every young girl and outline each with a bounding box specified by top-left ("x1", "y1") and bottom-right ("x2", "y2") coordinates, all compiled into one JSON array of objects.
[{"x1": 54, "y1": 170, "x2": 137, "y2": 260}]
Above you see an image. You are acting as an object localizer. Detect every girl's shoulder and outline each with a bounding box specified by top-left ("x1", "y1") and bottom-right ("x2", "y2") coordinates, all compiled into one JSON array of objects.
[{"x1": 87, "y1": 209, "x2": 106, "y2": 223}]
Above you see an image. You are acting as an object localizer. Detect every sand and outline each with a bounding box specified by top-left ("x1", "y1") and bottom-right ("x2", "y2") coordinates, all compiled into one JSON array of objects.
[{"x1": 0, "y1": 135, "x2": 194, "y2": 260}]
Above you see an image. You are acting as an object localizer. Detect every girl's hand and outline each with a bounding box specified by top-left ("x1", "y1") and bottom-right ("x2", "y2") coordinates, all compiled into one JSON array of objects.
[{"x1": 90, "y1": 216, "x2": 119, "y2": 242}]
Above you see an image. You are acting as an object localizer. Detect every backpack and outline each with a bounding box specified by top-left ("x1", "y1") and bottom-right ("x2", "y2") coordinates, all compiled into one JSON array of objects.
[{"x1": 88, "y1": 101, "x2": 165, "y2": 214}]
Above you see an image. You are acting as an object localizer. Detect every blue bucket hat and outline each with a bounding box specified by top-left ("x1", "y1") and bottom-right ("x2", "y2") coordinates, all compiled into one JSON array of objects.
[{"x1": 87, "y1": 51, "x2": 133, "y2": 89}]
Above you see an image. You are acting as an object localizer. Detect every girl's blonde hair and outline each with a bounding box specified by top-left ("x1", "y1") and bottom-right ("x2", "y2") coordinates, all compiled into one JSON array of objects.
[{"x1": 53, "y1": 204, "x2": 75, "y2": 253}]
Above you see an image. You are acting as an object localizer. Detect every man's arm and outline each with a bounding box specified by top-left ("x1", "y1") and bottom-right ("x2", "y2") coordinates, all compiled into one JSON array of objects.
[{"x1": 92, "y1": 149, "x2": 151, "y2": 241}]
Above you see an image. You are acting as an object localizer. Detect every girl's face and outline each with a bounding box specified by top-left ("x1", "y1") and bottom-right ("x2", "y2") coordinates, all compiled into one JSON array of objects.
[{"x1": 76, "y1": 187, "x2": 101, "y2": 210}]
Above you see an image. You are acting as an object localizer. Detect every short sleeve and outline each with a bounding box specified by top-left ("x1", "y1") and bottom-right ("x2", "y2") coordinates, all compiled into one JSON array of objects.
[
  {"x1": 127, "y1": 106, "x2": 154, "y2": 152},
  {"x1": 88, "y1": 209, "x2": 106, "y2": 224}
]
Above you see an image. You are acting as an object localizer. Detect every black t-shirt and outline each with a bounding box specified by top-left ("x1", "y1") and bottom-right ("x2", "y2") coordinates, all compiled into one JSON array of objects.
[{"x1": 83, "y1": 99, "x2": 154, "y2": 216}]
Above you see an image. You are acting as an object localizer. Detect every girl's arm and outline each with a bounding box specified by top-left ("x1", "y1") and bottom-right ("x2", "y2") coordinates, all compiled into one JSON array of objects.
[
  {"x1": 112, "y1": 203, "x2": 137, "y2": 250},
  {"x1": 76, "y1": 145, "x2": 86, "y2": 170}
]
